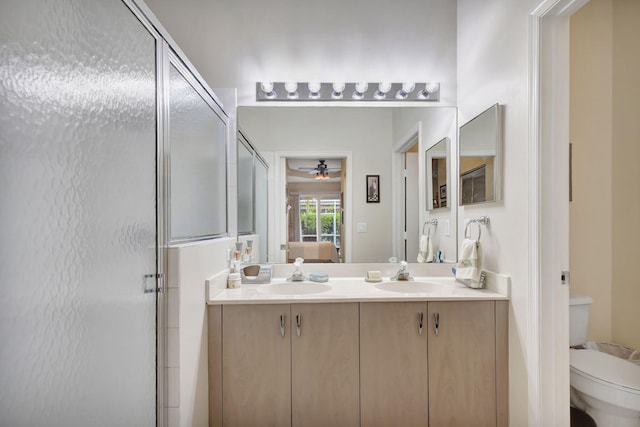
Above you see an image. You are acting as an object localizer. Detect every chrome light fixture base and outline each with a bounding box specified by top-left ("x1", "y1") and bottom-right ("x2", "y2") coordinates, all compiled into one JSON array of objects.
[{"x1": 256, "y1": 82, "x2": 440, "y2": 102}]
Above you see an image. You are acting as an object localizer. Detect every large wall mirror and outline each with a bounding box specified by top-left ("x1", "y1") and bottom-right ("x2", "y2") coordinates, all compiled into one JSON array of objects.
[
  {"x1": 458, "y1": 103, "x2": 502, "y2": 205},
  {"x1": 237, "y1": 131, "x2": 269, "y2": 262},
  {"x1": 238, "y1": 106, "x2": 457, "y2": 264}
]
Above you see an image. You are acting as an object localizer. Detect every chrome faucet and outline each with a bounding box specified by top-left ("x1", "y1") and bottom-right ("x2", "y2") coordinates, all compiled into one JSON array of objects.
[{"x1": 391, "y1": 260, "x2": 413, "y2": 281}]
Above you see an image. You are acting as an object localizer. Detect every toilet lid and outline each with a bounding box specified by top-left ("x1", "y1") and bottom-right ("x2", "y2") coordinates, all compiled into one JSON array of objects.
[{"x1": 570, "y1": 349, "x2": 640, "y2": 392}]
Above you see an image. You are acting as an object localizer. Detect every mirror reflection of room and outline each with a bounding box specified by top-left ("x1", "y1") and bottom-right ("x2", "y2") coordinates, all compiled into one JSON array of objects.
[
  {"x1": 238, "y1": 106, "x2": 458, "y2": 263},
  {"x1": 286, "y1": 158, "x2": 344, "y2": 263},
  {"x1": 426, "y1": 137, "x2": 449, "y2": 210}
]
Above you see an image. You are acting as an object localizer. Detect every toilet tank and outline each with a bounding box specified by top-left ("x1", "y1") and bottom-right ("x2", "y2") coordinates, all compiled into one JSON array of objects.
[{"x1": 569, "y1": 292, "x2": 593, "y2": 346}]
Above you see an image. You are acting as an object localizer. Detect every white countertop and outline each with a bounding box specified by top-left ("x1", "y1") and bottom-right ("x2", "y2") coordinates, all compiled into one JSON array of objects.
[{"x1": 206, "y1": 272, "x2": 509, "y2": 305}]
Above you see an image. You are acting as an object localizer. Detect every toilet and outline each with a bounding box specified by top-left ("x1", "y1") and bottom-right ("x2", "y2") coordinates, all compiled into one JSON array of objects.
[{"x1": 570, "y1": 293, "x2": 640, "y2": 427}]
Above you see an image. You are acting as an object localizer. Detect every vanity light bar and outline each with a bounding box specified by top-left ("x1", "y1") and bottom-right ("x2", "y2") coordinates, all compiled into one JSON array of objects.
[{"x1": 256, "y1": 82, "x2": 440, "y2": 102}]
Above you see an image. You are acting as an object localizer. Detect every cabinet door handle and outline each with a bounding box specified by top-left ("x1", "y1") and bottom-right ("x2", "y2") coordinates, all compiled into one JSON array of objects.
[
  {"x1": 418, "y1": 312, "x2": 424, "y2": 336},
  {"x1": 433, "y1": 312, "x2": 440, "y2": 336},
  {"x1": 296, "y1": 313, "x2": 301, "y2": 337},
  {"x1": 280, "y1": 314, "x2": 286, "y2": 337}
]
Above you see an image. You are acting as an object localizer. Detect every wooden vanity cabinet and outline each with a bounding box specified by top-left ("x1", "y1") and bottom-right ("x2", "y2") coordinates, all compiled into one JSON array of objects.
[
  {"x1": 428, "y1": 300, "x2": 509, "y2": 427},
  {"x1": 360, "y1": 302, "x2": 429, "y2": 427},
  {"x1": 221, "y1": 304, "x2": 291, "y2": 427},
  {"x1": 210, "y1": 300, "x2": 507, "y2": 427},
  {"x1": 213, "y1": 303, "x2": 359, "y2": 427},
  {"x1": 360, "y1": 300, "x2": 508, "y2": 427},
  {"x1": 291, "y1": 303, "x2": 360, "y2": 427}
]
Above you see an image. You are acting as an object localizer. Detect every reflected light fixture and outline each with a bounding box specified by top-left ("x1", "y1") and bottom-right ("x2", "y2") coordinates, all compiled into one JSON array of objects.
[{"x1": 256, "y1": 82, "x2": 440, "y2": 102}]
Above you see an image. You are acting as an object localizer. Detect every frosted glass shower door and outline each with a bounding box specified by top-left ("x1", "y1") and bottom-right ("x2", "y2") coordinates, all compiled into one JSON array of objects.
[{"x1": 0, "y1": 0, "x2": 158, "y2": 425}]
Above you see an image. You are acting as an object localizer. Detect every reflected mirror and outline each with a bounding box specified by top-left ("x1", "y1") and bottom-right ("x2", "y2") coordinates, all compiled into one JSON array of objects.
[
  {"x1": 238, "y1": 106, "x2": 457, "y2": 264},
  {"x1": 459, "y1": 103, "x2": 501, "y2": 205},
  {"x1": 426, "y1": 137, "x2": 449, "y2": 210}
]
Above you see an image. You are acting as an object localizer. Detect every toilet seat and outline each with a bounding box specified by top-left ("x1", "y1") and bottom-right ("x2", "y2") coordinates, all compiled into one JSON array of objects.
[{"x1": 570, "y1": 349, "x2": 640, "y2": 394}]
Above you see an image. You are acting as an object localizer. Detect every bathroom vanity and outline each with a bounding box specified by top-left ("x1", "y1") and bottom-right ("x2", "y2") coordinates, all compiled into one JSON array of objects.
[{"x1": 207, "y1": 271, "x2": 509, "y2": 427}]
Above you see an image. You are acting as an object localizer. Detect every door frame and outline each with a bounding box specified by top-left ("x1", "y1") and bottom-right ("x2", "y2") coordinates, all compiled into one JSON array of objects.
[
  {"x1": 272, "y1": 151, "x2": 353, "y2": 263},
  {"x1": 528, "y1": 0, "x2": 588, "y2": 425},
  {"x1": 392, "y1": 122, "x2": 423, "y2": 261}
]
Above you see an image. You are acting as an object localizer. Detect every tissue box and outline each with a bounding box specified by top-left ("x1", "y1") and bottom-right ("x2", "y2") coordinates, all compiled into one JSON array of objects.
[{"x1": 241, "y1": 264, "x2": 272, "y2": 284}]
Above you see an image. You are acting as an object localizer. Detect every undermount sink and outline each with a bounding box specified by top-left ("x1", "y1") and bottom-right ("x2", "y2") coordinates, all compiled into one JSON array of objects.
[
  {"x1": 375, "y1": 281, "x2": 443, "y2": 294},
  {"x1": 258, "y1": 282, "x2": 332, "y2": 295}
]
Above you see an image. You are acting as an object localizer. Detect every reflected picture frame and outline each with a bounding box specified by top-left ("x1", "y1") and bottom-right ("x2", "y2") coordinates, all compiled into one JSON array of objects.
[{"x1": 366, "y1": 175, "x2": 380, "y2": 203}]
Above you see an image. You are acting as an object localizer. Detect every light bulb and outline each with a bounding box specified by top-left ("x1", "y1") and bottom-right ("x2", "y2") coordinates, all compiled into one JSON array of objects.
[
  {"x1": 308, "y1": 81, "x2": 321, "y2": 94},
  {"x1": 395, "y1": 82, "x2": 415, "y2": 100},
  {"x1": 402, "y1": 82, "x2": 415, "y2": 93},
  {"x1": 374, "y1": 82, "x2": 392, "y2": 99},
  {"x1": 424, "y1": 82, "x2": 439, "y2": 94},
  {"x1": 331, "y1": 82, "x2": 345, "y2": 99},
  {"x1": 378, "y1": 82, "x2": 392, "y2": 93},
  {"x1": 260, "y1": 81, "x2": 274, "y2": 95},
  {"x1": 284, "y1": 81, "x2": 298, "y2": 93},
  {"x1": 355, "y1": 82, "x2": 368, "y2": 94},
  {"x1": 353, "y1": 82, "x2": 368, "y2": 99},
  {"x1": 284, "y1": 81, "x2": 298, "y2": 99}
]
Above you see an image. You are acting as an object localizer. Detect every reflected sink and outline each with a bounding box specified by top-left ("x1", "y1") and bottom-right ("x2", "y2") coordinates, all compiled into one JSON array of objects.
[
  {"x1": 258, "y1": 282, "x2": 331, "y2": 295},
  {"x1": 375, "y1": 281, "x2": 443, "y2": 293}
]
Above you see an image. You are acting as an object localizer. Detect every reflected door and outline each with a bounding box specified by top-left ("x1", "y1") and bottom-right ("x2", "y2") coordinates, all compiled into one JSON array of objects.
[{"x1": 0, "y1": 0, "x2": 157, "y2": 425}]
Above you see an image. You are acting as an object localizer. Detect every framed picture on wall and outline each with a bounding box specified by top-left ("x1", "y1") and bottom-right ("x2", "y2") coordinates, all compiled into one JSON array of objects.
[
  {"x1": 366, "y1": 175, "x2": 380, "y2": 203},
  {"x1": 439, "y1": 184, "x2": 447, "y2": 204}
]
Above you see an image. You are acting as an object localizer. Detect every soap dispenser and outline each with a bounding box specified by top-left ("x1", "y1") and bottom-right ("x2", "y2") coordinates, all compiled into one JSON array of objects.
[{"x1": 289, "y1": 257, "x2": 306, "y2": 282}]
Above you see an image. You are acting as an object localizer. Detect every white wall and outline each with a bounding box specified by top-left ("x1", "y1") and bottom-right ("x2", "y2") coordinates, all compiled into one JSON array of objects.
[
  {"x1": 166, "y1": 235, "x2": 260, "y2": 427},
  {"x1": 239, "y1": 107, "x2": 394, "y2": 262},
  {"x1": 391, "y1": 107, "x2": 458, "y2": 262},
  {"x1": 457, "y1": 0, "x2": 543, "y2": 424},
  {"x1": 143, "y1": 0, "x2": 458, "y2": 106},
  {"x1": 143, "y1": 0, "x2": 556, "y2": 424}
]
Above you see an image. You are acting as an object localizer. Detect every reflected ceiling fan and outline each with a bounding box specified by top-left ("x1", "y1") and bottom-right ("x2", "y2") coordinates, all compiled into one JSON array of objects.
[{"x1": 297, "y1": 160, "x2": 341, "y2": 179}]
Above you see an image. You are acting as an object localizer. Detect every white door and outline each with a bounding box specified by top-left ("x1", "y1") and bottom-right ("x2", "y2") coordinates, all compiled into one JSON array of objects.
[{"x1": 0, "y1": 0, "x2": 158, "y2": 424}]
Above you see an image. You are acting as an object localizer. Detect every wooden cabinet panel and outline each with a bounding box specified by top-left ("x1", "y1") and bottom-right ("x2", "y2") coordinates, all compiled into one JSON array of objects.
[
  {"x1": 222, "y1": 304, "x2": 291, "y2": 427},
  {"x1": 291, "y1": 303, "x2": 360, "y2": 427},
  {"x1": 360, "y1": 302, "x2": 429, "y2": 427},
  {"x1": 428, "y1": 301, "x2": 496, "y2": 427},
  {"x1": 208, "y1": 305, "x2": 222, "y2": 427}
]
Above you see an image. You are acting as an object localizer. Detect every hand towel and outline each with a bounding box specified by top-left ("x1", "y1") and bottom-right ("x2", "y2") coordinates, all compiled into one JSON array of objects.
[
  {"x1": 455, "y1": 238, "x2": 483, "y2": 286},
  {"x1": 417, "y1": 235, "x2": 434, "y2": 263}
]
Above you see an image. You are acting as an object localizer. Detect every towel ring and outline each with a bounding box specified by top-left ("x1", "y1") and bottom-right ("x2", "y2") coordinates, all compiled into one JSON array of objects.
[
  {"x1": 422, "y1": 219, "x2": 438, "y2": 237},
  {"x1": 464, "y1": 221, "x2": 482, "y2": 241}
]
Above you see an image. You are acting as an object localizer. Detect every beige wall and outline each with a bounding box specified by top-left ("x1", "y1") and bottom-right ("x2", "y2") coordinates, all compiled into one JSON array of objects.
[
  {"x1": 611, "y1": 0, "x2": 640, "y2": 351},
  {"x1": 570, "y1": 0, "x2": 614, "y2": 344},
  {"x1": 570, "y1": 0, "x2": 640, "y2": 351}
]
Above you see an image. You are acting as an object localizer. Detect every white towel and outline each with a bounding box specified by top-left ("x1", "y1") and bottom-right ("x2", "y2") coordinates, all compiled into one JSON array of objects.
[
  {"x1": 456, "y1": 238, "x2": 483, "y2": 286},
  {"x1": 417, "y1": 235, "x2": 433, "y2": 263}
]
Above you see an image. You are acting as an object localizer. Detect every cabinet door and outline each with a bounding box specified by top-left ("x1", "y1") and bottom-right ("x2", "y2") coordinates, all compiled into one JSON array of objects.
[
  {"x1": 360, "y1": 302, "x2": 429, "y2": 427},
  {"x1": 222, "y1": 304, "x2": 291, "y2": 427},
  {"x1": 291, "y1": 303, "x2": 360, "y2": 427},
  {"x1": 428, "y1": 301, "x2": 496, "y2": 427}
]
